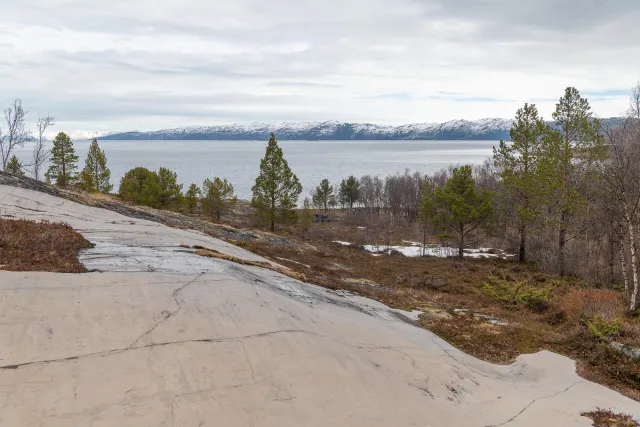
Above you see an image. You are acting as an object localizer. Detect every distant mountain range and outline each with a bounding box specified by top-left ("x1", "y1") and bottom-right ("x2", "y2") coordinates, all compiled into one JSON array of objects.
[
  {"x1": 100, "y1": 118, "x2": 514, "y2": 141},
  {"x1": 98, "y1": 117, "x2": 625, "y2": 141},
  {"x1": 44, "y1": 130, "x2": 107, "y2": 140}
]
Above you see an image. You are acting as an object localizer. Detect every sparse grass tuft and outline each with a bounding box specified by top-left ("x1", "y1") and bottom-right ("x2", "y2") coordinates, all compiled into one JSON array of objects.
[
  {"x1": 582, "y1": 408, "x2": 639, "y2": 426},
  {"x1": 186, "y1": 245, "x2": 308, "y2": 282},
  {"x1": 0, "y1": 218, "x2": 93, "y2": 273}
]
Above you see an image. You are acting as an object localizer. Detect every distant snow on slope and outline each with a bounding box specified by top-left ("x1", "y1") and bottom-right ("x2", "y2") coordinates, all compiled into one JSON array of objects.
[
  {"x1": 44, "y1": 130, "x2": 108, "y2": 140},
  {"x1": 101, "y1": 118, "x2": 516, "y2": 141}
]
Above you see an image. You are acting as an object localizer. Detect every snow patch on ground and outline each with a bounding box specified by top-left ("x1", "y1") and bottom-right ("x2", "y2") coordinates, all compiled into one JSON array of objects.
[
  {"x1": 275, "y1": 257, "x2": 311, "y2": 268},
  {"x1": 333, "y1": 241, "x2": 514, "y2": 259}
]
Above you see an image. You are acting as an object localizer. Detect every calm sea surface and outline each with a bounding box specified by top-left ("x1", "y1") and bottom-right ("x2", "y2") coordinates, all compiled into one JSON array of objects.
[{"x1": 13, "y1": 140, "x2": 498, "y2": 200}]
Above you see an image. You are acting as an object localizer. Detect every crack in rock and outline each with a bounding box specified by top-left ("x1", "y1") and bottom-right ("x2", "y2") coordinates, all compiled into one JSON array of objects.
[
  {"x1": 484, "y1": 382, "x2": 581, "y2": 427},
  {"x1": 127, "y1": 272, "x2": 204, "y2": 349},
  {"x1": 0, "y1": 329, "x2": 423, "y2": 371}
]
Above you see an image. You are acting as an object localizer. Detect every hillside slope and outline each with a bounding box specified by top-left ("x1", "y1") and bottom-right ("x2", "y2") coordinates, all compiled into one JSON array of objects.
[{"x1": 0, "y1": 184, "x2": 638, "y2": 425}]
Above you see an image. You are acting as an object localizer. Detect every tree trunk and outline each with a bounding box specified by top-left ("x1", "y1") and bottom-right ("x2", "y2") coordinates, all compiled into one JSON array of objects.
[
  {"x1": 422, "y1": 220, "x2": 427, "y2": 257},
  {"x1": 458, "y1": 227, "x2": 464, "y2": 260},
  {"x1": 624, "y1": 202, "x2": 639, "y2": 311},
  {"x1": 620, "y1": 236, "x2": 630, "y2": 295},
  {"x1": 608, "y1": 228, "x2": 616, "y2": 286},
  {"x1": 519, "y1": 224, "x2": 526, "y2": 263},
  {"x1": 270, "y1": 196, "x2": 276, "y2": 232},
  {"x1": 558, "y1": 210, "x2": 567, "y2": 277}
]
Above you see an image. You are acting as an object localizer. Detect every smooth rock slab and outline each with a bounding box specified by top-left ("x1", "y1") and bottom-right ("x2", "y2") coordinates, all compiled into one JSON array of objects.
[{"x1": 0, "y1": 184, "x2": 639, "y2": 426}]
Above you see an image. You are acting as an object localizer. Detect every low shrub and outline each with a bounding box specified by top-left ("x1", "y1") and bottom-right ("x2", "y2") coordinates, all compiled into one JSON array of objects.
[
  {"x1": 559, "y1": 288, "x2": 624, "y2": 322},
  {"x1": 544, "y1": 309, "x2": 568, "y2": 326},
  {"x1": 586, "y1": 315, "x2": 622, "y2": 340},
  {"x1": 479, "y1": 277, "x2": 552, "y2": 312}
]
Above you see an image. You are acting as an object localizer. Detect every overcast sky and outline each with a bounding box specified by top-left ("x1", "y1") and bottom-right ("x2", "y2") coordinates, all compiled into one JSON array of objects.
[{"x1": 1, "y1": 0, "x2": 639, "y2": 133}]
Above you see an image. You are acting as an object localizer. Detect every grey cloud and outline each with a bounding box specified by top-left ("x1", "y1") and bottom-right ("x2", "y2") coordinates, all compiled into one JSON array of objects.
[
  {"x1": 0, "y1": 0, "x2": 637, "y2": 129},
  {"x1": 417, "y1": 0, "x2": 639, "y2": 34}
]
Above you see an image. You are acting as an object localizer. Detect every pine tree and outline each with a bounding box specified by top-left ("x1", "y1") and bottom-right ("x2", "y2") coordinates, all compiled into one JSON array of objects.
[
  {"x1": 79, "y1": 139, "x2": 112, "y2": 193},
  {"x1": 5, "y1": 155, "x2": 24, "y2": 176},
  {"x1": 156, "y1": 167, "x2": 183, "y2": 209},
  {"x1": 45, "y1": 132, "x2": 78, "y2": 188},
  {"x1": 299, "y1": 197, "x2": 314, "y2": 234},
  {"x1": 183, "y1": 183, "x2": 201, "y2": 214},
  {"x1": 118, "y1": 167, "x2": 160, "y2": 207},
  {"x1": 202, "y1": 177, "x2": 237, "y2": 220},
  {"x1": 422, "y1": 165, "x2": 494, "y2": 259},
  {"x1": 417, "y1": 177, "x2": 435, "y2": 255},
  {"x1": 493, "y1": 103, "x2": 546, "y2": 263},
  {"x1": 339, "y1": 175, "x2": 360, "y2": 211},
  {"x1": 541, "y1": 87, "x2": 607, "y2": 276},
  {"x1": 312, "y1": 179, "x2": 336, "y2": 212},
  {"x1": 251, "y1": 133, "x2": 302, "y2": 231}
]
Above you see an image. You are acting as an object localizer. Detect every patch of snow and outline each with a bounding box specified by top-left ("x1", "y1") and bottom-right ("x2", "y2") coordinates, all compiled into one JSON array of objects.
[
  {"x1": 364, "y1": 244, "x2": 512, "y2": 259},
  {"x1": 275, "y1": 257, "x2": 311, "y2": 268},
  {"x1": 473, "y1": 313, "x2": 509, "y2": 326},
  {"x1": 332, "y1": 241, "x2": 514, "y2": 260}
]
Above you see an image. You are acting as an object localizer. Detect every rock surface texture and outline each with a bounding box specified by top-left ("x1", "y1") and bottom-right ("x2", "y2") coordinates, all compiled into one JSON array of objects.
[{"x1": 0, "y1": 184, "x2": 638, "y2": 426}]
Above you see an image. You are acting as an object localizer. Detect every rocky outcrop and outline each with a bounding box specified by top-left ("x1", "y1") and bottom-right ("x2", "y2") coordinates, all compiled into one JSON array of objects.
[{"x1": 1, "y1": 184, "x2": 639, "y2": 425}]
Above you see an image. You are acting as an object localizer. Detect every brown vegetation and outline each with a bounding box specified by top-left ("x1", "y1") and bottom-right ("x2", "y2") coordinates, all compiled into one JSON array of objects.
[
  {"x1": 243, "y1": 221, "x2": 640, "y2": 401},
  {"x1": 186, "y1": 245, "x2": 308, "y2": 282},
  {"x1": 582, "y1": 408, "x2": 639, "y2": 426},
  {"x1": 0, "y1": 218, "x2": 93, "y2": 272}
]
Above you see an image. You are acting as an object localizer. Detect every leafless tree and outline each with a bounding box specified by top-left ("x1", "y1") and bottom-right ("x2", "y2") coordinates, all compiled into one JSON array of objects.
[
  {"x1": 600, "y1": 117, "x2": 640, "y2": 311},
  {"x1": 629, "y1": 81, "x2": 640, "y2": 120},
  {"x1": 32, "y1": 114, "x2": 55, "y2": 180},
  {"x1": 0, "y1": 99, "x2": 29, "y2": 170}
]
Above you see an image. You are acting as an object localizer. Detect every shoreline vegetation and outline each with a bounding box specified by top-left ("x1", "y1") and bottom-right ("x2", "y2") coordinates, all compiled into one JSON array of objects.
[{"x1": 2, "y1": 84, "x2": 640, "y2": 407}]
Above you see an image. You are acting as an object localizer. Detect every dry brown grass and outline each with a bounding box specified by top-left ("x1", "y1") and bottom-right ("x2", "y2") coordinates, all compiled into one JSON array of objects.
[
  {"x1": 560, "y1": 289, "x2": 625, "y2": 322},
  {"x1": 185, "y1": 245, "x2": 308, "y2": 282},
  {"x1": 0, "y1": 218, "x2": 93, "y2": 273},
  {"x1": 582, "y1": 408, "x2": 639, "y2": 426}
]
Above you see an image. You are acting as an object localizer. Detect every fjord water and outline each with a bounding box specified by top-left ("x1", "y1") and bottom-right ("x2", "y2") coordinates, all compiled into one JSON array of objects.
[{"x1": 15, "y1": 139, "x2": 498, "y2": 200}]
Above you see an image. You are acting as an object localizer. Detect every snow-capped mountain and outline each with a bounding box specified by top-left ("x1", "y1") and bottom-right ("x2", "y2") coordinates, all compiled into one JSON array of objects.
[
  {"x1": 100, "y1": 118, "x2": 515, "y2": 141},
  {"x1": 44, "y1": 130, "x2": 109, "y2": 140}
]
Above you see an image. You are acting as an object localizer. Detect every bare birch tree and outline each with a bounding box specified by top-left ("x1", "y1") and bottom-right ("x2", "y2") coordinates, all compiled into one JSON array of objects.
[
  {"x1": 32, "y1": 114, "x2": 55, "y2": 180},
  {"x1": 629, "y1": 81, "x2": 640, "y2": 120},
  {"x1": 0, "y1": 99, "x2": 29, "y2": 170},
  {"x1": 601, "y1": 118, "x2": 640, "y2": 311}
]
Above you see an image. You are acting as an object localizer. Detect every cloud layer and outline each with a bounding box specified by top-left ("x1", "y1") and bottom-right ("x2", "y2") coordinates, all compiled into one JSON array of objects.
[{"x1": 1, "y1": 0, "x2": 638, "y2": 132}]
